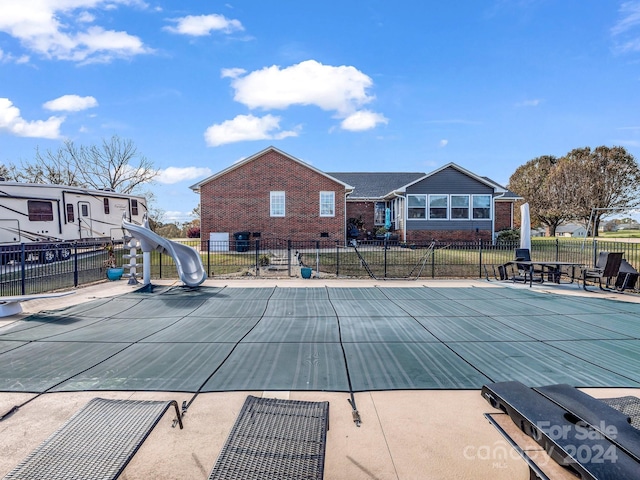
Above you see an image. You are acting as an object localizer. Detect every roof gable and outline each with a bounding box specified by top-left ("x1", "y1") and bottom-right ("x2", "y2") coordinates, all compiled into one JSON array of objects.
[
  {"x1": 190, "y1": 146, "x2": 353, "y2": 192},
  {"x1": 400, "y1": 163, "x2": 507, "y2": 193}
]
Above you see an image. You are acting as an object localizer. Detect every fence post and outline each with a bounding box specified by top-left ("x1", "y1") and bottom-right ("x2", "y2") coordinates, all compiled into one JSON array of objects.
[
  {"x1": 592, "y1": 239, "x2": 598, "y2": 267},
  {"x1": 555, "y1": 238, "x2": 559, "y2": 261},
  {"x1": 288, "y1": 240, "x2": 292, "y2": 277},
  {"x1": 159, "y1": 251, "x2": 162, "y2": 279},
  {"x1": 255, "y1": 240, "x2": 260, "y2": 276},
  {"x1": 20, "y1": 243, "x2": 26, "y2": 295},
  {"x1": 316, "y1": 241, "x2": 320, "y2": 277},
  {"x1": 431, "y1": 242, "x2": 436, "y2": 278},
  {"x1": 383, "y1": 236, "x2": 388, "y2": 278},
  {"x1": 73, "y1": 243, "x2": 78, "y2": 287},
  {"x1": 207, "y1": 240, "x2": 211, "y2": 277},
  {"x1": 336, "y1": 240, "x2": 340, "y2": 277},
  {"x1": 478, "y1": 238, "x2": 483, "y2": 278}
]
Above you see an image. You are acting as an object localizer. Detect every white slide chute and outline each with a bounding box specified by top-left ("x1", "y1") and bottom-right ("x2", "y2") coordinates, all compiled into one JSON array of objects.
[{"x1": 122, "y1": 215, "x2": 207, "y2": 288}]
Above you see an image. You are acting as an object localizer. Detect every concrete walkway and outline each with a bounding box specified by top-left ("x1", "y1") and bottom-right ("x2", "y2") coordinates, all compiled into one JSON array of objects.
[{"x1": 0, "y1": 277, "x2": 638, "y2": 479}]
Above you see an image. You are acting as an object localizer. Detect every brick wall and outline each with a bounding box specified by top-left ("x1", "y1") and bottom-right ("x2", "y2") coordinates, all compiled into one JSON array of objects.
[
  {"x1": 494, "y1": 202, "x2": 513, "y2": 231},
  {"x1": 346, "y1": 201, "x2": 377, "y2": 236},
  {"x1": 200, "y1": 149, "x2": 346, "y2": 243}
]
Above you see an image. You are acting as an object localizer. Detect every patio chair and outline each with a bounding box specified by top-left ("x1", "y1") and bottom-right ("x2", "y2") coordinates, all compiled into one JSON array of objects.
[
  {"x1": 514, "y1": 248, "x2": 544, "y2": 283},
  {"x1": 581, "y1": 252, "x2": 623, "y2": 291}
]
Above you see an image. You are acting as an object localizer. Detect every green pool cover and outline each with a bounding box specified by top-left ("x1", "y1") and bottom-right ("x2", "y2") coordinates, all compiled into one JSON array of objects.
[{"x1": 1, "y1": 285, "x2": 639, "y2": 393}]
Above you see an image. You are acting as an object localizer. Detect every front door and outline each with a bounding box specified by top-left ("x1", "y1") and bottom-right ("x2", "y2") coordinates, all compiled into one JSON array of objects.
[{"x1": 78, "y1": 202, "x2": 92, "y2": 238}]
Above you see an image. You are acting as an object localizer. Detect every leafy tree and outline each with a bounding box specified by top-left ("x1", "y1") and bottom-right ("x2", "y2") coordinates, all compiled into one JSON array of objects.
[
  {"x1": 554, "y1": 146, "x2": 640, "y2": 235},
  {"x1": 508, "y1": 155, "x2": 569, "y2": 236},
  {"x1": 155, "y1": 222, "x2": 182, "y2": 238}
]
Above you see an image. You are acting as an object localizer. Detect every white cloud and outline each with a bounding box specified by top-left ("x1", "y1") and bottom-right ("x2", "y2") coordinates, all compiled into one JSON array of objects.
[
  {"x1": 612, "y1": 1, "x2": 640, "y2": 35},
  {"x1": 228, "y1": 60, "x2": 375, "y2": 116},
  {"x1": 515, "y1": 99, "x2": 541, "y2": 107},
  {"x1": 340, "y1": 110, "x2": 388, "y2": 131},
  {"x1": 157, "y1": 166, "x2": 213, "y2": 184},
  {"x1": 221, "y1": 67, "x2": 246, "y2": 79},
  {"x1": 164, "y1": 210, "x2": 194, "y2": 222},
  {"x1": 43, "y1": 94, "x2": 98, "y2": 112},
  {"x1": 0, "y1": 47, "x2": 29, "y2": 64},
  {"x1": 0, "y1": 0, "x2": 152, "y2": 63},
  {"x1": 612, "y1": 1, "x2": 640, "y2": 53},
  {"x1": 439, "y1": 139, "x2": 449, "y2": 147},
  {"x1": 164, "y1": 14, "x2": 243, "y2": 36},
  {"x1": 0, "y1": 98, "x2": 64, "y2": 138},
  {"x1": 204, "y1": 114, "x2": 299, "y2": 147}
]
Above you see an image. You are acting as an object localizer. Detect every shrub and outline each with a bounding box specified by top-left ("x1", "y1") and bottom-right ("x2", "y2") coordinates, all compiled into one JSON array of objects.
[
  {"x1": 187, "y1": 227, "x2": 200, "y2": 238},
  {"x1": 496, "y1": 228, "x2": 520, "y2": 244}
]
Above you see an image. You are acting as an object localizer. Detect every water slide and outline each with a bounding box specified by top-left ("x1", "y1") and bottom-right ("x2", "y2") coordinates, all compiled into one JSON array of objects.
[{"x1": 122, "y1": 215, "x2": 207, "y2": 287}]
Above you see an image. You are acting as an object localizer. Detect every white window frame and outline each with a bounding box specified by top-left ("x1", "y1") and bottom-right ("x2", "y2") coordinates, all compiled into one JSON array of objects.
[
  {"x1": 407, "y1": 194, "x2": 426, "y2": 220},
  {"x1": 450, "y1": 194, "x2": 470, "y2": 220},
  {"x1": 428, "y1": 194, "x2": 448, "y2": 220},
  {"x1": 270, "y1": 191, "x2": 285, "y2": 217},
  {"x1": 472, "y1": 194, "x2": 492, "y2": 219},
  {"x1": 319, "y1": 191, "x2": 335, "y2": 217}
]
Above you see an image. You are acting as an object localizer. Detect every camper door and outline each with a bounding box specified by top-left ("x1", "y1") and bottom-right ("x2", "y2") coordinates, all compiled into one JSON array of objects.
[{"x1": 78, "y1": 201, "x2": 92, "y2": 238}]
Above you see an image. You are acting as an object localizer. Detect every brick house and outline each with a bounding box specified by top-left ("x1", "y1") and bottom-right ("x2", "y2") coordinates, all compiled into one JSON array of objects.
[
  {"x1": 190, "y1": 147, "x2": 520, "y2": 246},
  {"x1": 190, "y1": 147, "x2": 353, "y2": 245}
]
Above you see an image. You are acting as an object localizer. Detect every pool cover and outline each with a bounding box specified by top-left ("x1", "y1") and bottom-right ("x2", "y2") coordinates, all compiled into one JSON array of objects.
[{"x1": 1, "y1": 285, "x2": 640, "y2": 393}]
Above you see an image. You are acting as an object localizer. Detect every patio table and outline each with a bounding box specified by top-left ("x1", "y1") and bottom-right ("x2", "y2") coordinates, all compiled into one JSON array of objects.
[{"x1": 509, "y1": 260, "x2": 585, "y2": 287}]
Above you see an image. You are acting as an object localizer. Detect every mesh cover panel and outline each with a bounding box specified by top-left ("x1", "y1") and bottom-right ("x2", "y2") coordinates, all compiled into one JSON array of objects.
[
  {"x1": 4, "y1": 398, "x2": 174, "y2": 480},
  {"x1": 209, "y1": 396, "x2": 329, "y2": 480},
  {"x1": 600, "y1": 395, "x2": 640, "y2": 430}
]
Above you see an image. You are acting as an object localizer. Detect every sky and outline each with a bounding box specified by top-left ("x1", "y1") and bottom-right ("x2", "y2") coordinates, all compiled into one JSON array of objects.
[{"x1": 1, "y1": 1, "x2": 640, "y2": 223}]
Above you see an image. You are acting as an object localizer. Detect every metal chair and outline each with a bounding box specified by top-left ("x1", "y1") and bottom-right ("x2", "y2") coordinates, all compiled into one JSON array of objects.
[
  {"x1": 514, "y1": 248, "x2": 543, "y2": 283},
  {"x1": 581, "y1": 252, "x2": 623, "y2": 291}
]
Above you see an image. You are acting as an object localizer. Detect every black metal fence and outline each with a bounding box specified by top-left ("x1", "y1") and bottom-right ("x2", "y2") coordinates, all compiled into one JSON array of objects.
[
  {"x1": 0, "y1": 241, "x2": 118, "y2": 296},
  {"x1": 2, "y1": 237, "x2": 640, "y2": 295}
]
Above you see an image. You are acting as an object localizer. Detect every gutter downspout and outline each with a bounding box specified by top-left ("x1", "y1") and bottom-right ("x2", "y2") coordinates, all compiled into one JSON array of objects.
[
  {"x1": 492, "y1": 192, "x2": 506, "y2": 242},
  {"x1": 344, "y1": 189, "x2": 353, "y2": 245}
]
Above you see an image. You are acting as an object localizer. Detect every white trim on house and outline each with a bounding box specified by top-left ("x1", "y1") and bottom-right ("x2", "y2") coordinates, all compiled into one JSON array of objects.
[
  {"x1": 270, "y1": 191, "x2": 285, "y2": 217},
  {"x1": 319, "y1": 191, "x2": 335, "y2": 217}
]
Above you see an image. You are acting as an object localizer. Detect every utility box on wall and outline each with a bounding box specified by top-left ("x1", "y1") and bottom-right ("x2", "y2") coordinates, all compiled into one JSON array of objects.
[{"x1": 209, "y1": 232, "x2": 230, "y2": 252}]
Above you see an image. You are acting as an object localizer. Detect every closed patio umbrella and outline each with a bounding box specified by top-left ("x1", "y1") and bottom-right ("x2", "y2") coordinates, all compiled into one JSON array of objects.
[
  {"x1": 385, "y1": 208, "x2": 391, "y2": 230},
  {"x1": 520, "y1": 202, "x2": 531, "y2": 251}
]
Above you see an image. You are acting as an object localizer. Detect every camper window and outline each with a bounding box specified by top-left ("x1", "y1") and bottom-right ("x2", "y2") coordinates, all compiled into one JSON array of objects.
[
  {"x1": 28, "y1": 200, "x2": 54, "y2": 222},
  {"x1": 66, "y1": 203, "x2": 75, "y2": 222},
  {"x1": 131, "y1": 199, "x2": 139, "y2": 216},
  {"x1": 103, "y1": 198, "x2": 110, "y2": 214}
]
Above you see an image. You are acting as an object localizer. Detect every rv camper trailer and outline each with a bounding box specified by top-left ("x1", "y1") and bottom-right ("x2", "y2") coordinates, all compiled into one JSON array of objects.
[{"x1": 0, "y1": 182, "x2": 147, "y2": 264}]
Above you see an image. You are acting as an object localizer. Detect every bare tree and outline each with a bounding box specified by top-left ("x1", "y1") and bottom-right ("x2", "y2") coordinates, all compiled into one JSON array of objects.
[
  {"x1": 62, "y1": 136, "x2": 158, "y2": 193},
  {"x1": 16, "y1": 135, "x2": 157, "y2": 194},
  {"x1": 0, "y1": 163, "x2": 10, "y2": 180},
  {"x1": 24, "y1": 147, "x2": 83, "y2": 185}
]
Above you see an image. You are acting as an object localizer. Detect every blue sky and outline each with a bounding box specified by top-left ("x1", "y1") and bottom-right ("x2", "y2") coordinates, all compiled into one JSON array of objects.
[{"x1": 1, "y1": 1, "x2": 640, "y2": 223}]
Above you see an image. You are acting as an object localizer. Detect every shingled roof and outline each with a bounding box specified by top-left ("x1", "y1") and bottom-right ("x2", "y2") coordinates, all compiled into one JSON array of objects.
[{"x1": 327, "y1": 172, "x2": 425, "y2": 199}]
